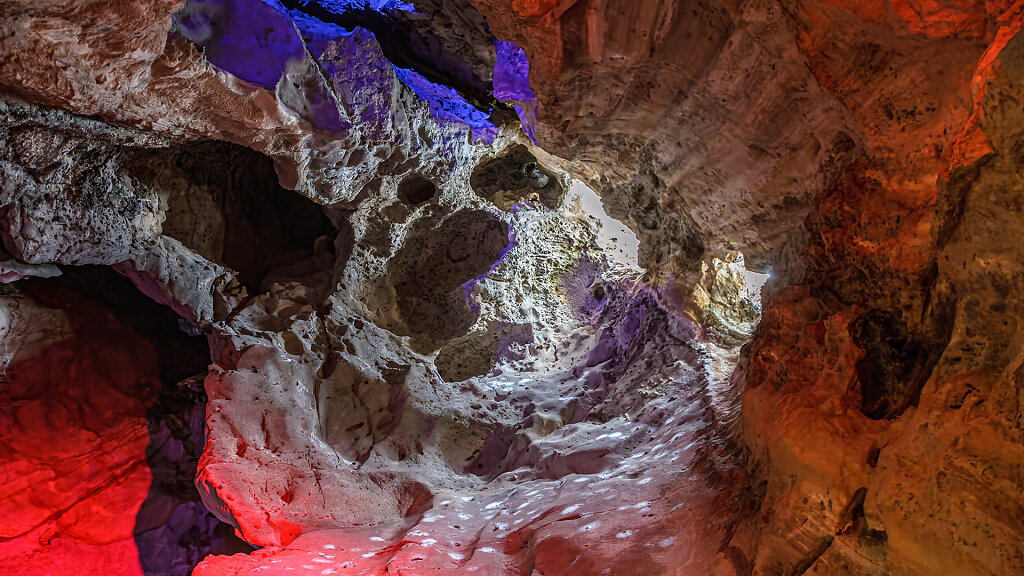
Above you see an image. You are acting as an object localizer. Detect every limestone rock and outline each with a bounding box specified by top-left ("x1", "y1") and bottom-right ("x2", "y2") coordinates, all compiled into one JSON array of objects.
[{"x1": 0, "y1": 0, "x2": 1023, "y2": 575}]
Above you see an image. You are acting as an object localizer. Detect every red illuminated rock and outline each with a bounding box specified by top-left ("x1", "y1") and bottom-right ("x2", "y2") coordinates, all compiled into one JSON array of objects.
[
  {"x1": 1, "y1": 0, "x2": 1023, "y2": 575},
  {"x1": 0, "y1": 288, "x2": 158, "y2": 575}
]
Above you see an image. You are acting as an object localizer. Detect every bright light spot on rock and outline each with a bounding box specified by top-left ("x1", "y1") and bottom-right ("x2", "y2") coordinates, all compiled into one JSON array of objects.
[
  {"x1": 696, "y1": 251, "x2": 770, "y2": 335},
  {"x1": 740, "y1": 266, "x2": 770, "y2": 300},
  {"x1": 565, "y1": 179, "x2": 643, "y2": 276}
]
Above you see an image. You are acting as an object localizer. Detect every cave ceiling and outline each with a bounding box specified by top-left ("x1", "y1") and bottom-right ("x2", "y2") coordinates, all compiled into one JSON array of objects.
[{"x1": 0, "y1": 1, "x2": 1023, "y2": 575}]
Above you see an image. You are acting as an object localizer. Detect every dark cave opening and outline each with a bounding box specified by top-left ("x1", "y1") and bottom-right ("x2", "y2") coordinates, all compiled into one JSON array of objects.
[
  {"x1": 850, "y1": 306, "x2": 953, "y2": 421},
  {"x1": 397, "y1": 174, "x2": 438, "y2": 206},
  {"x1": 21, "y1": 266, "x2": 254, "y2": 574},
  {"x1": 470, "y1": 144, "x2": 564, "y2": 210},
  {"x1": 154, "y1": 141, "x2": 337, "y2": 294}
]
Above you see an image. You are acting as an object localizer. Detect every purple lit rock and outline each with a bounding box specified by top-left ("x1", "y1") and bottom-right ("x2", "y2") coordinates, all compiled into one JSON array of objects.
[
  {"x1": 173, "y1": 0, "x2": 348, "y2": 133},
  {"x1": 393, "y1": 66, "x2": 498, "y2": 142},
  {"x1": 173, "y1": 0, "x2": 307, "y2": 90},
  {"x1": 493, "y1": 39, "x2": 535, "y2": 103},
  {"x1": 494, "y1": 40, "x2": 538, "y2": 142}
]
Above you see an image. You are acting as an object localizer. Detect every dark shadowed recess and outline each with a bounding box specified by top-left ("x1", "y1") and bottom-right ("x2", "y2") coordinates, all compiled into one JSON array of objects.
[
  {"x1": 278, "y1": 0, "x2": 518, "y2": 124},
  {"x1": 471, "y1": 144, "x2": 564, "y2": 210},
  {"x1": 387, "y1": 210, "x2": 508, "y2": 353},
  {"x1": 22, "y1": 266, "x2": 254, "y2": 575},
  {"x1": 159, "y1": 141, "x2": 337, "y2": 293},
  {"x1": 850, "y1": 303, "x2": 954, "y2": 420},
  {"x1": 397, "y1": 173, "x2": 437, "y2": 206}
]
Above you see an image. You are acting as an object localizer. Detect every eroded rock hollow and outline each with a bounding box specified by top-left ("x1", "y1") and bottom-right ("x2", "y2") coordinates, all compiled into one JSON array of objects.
[{"x1": 1, "y1": 1, "x2": 1022, "y2": 575}]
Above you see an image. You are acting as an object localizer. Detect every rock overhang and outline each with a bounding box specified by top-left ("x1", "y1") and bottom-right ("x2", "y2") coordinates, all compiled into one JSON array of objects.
[{"x1": 1, "y1": 1, "x2": 1023, "y2": 575}]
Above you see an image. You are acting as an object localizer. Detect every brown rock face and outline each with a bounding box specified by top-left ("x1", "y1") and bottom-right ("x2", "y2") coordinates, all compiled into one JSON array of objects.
[
  {"x1": 464, "y1": 0, "x2": 1024, "y2": 573},
  {"x1": 469, "y1": 0, "x2": 850, "y2": 282},
  {"x1": 733, "y1": 6, "x2": 1024, "y2": 575},
  {"x1": 1, "y1": 0, "x2": 1023, "y2": 575}
]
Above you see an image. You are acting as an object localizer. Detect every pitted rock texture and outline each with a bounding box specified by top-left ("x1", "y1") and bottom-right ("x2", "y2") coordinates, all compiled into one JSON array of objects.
[
  {"x1": 1, "y1": 0, "x2": 1023, "y2": 576},
  {"x1": 471, "y1": 144, "x2": 565, "y2": 210},
  {"x1": 383, "y1": 209, "x2": 510, "y2": 352}
]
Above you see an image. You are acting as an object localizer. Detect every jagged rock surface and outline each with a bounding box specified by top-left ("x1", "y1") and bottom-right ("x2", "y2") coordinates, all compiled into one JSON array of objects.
[{"x1": 1, "y1": 1, "x2": 1023, "y2": 576}]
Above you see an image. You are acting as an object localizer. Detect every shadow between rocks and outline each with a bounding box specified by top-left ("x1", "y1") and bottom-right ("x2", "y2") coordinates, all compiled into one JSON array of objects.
[{"x1": 23, "y1": 266, "x2": 254, "y2": 575}]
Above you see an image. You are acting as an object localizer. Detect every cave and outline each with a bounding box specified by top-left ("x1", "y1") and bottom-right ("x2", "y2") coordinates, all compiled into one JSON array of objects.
[
  {"x1": 471, "y1": 144, "x2": 564, "y2": 210},
  {"x1": 152, "y1": 140, "x2": 339, "y2": 294},
  {"x1": 1, "y1": 2, "x2": 1023, "y2": 576},
  {"x1": 396, "y1": 174, "x2": 438, "y2": 206}
]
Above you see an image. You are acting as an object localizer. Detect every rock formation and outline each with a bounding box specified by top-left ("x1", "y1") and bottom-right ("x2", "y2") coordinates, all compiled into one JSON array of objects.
[{"x1": 0, "y1": 0, "x2": 1022, "y2": 575}]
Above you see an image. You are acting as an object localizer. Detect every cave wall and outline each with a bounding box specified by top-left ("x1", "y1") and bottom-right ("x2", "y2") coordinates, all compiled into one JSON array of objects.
[
  {"x1": 0, "y1": 284, "x2": 159, "y2": 574},
  {"x1": 0, "y1": 0, "x2": 1022, "y2": 575},
  {"x1": 459, "y1": 1, "x2": 1024, "y2": 573},
  {"x1": 0, "y1": 269, "x2": 251, "y2": 574}
]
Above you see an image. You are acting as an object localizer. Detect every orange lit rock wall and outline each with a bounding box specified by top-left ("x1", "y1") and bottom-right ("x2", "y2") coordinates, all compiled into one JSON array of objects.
[
  {"x1": 0, "y1": 0, "x2": 1023, "y2": 575},
  {"x1": 468, "y1": 0, "x2": 1024, "y2": 573}
]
